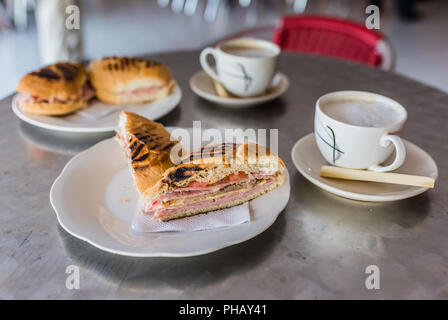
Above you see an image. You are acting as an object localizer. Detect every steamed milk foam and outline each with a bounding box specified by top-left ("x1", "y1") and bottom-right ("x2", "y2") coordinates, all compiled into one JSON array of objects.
[
  {"x1": 222, "y1": 45, "x2": 277, "y2": 58},
  {"x1": 321, "y1": 100, "x2": 403, "y2": 128}
]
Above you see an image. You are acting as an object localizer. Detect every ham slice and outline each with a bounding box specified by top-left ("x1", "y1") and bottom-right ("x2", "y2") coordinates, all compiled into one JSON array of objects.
[
  {"x1": 143, "y1": 172, "x2": 277, "y2": 219},
  {"x1": 120, "y1": 85, "x2": 165, "y2": 96},
  {"x1": 151, "y1": 178, "x2": 277, "y2": 219},
  {"x1": 17, "y1": 93, "x2": 35, "y2": 104},
  {"x1": 82, "y1": 83, "x2": 95, "y2": 101},
  {"x1": 161, "y1": 173, "x2": 253, "y2": 201},
  {"x1": 17, "y1": 83, "x2": 94, "y2": 104}
]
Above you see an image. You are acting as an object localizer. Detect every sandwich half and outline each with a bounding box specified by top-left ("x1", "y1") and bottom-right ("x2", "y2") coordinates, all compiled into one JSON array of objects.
[
  {"x1": 142, "y1": 143, "x2": 285, "y2": 221},
  {"x1": 116, "y1": 111, "x2": 180, "y2": 194},
  {"x1": 16, "y1": 62, "x2": 94, "y2": 116},
  {"x1": 89, "y1": 56, "x2": 175, "y2": 105}
]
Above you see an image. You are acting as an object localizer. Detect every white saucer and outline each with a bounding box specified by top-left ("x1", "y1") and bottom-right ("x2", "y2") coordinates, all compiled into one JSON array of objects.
[
  {"x1": 291, "y1": 133, "x2": 438, "y2": 202},
  {"x1": 50, "y1": 128, "x2": 290, "y2": 257},
  {"x1": 189, "y1": 70, "x2": 289, "y2": 108},
  {"x1": 12, "y1": 84, "x2": 182, "y2": 133}
]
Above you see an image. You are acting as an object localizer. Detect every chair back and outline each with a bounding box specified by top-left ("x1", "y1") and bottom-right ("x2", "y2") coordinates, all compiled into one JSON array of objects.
[{"x1": 273, "y1": 15, "x2": 390, "y2": 69}]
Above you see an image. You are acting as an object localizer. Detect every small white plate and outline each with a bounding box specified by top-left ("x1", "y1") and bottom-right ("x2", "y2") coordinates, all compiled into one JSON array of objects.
[
  {"x1": 12, "y1": 84, "x2": 182, "y2": 133},
  {"x1": 189, "y1": 70, "x2": 289, "y2": 108},
  {"x1": 291, "y1": 133, "x2": 438, "y2": 202},
  {"x1": 50, "y1": 130, "x2": 290, "y2": 257}
]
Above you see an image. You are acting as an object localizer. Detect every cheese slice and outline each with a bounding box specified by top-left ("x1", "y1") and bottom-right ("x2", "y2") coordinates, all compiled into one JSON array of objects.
[{"x1": 320, "y1": 165, "x2": 435, "y2": 188}]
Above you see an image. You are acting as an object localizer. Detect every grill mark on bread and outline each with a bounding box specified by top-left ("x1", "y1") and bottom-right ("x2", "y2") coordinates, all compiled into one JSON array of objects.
[
  {"x1": 128, "y1": 136, "x2": 174, "y2": 162},
  {"x1": 134, "y1": 133, "x2": 153, "y2": 139},
  {"x1": 193, "y1": 143, "x2": 234, "y2": 155},
  {"x1": 186, "y1": 143, "x2": 236, "y2": 161},
  {"x1": 31, "y1": 68, "x2": 60, "y2": 80},
  {"x1": 126, "y1": 129, "x2": 175, "y2": 170},
  {"x1": 93, "y1": 57, "x2": 165, "y2": 82},
  {"x1": 161, "y1": 142, "x2": 175, "y2": 151},
  {"x1": 133, "y1": 153, "x2": 149, "y2": 162},
  {"x1": 131, "y1": 143, "x2": 144, "y2": 160},
  {"x1": 129, "y1": 140, "x2": 140, "y2": 152},
  {"x1": 144, "y1": 60, "x2": 161, "y2": 68},
  {"x1": 55, "y1": 63, "x2": 78, "y2": 81},
  {"x1": 168, "y1": 167, "x2": 203, "y2": 182},
  {"x1": 135, "y1": 135, "x2": 152, "y2": 140},
  {"x1": 134, "y1": 164, "x2": 149, "y2": 171}
]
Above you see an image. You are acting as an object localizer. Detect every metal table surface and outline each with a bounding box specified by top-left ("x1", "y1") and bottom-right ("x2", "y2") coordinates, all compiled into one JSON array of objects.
[{"x1": 0, "y1": 51, "x2": 447, "y2": 299}]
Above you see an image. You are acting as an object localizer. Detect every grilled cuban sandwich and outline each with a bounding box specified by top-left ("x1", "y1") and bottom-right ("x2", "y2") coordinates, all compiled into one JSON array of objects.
[
  {"x1": 88, "y1": 56, "x2": 175, "y2": 105},
  {"x1": 16, "y1": 62, "x2": 94, "y2": 116},
  {"x1": 117, "y1": 111, "x2": 285, "y2": 222}
]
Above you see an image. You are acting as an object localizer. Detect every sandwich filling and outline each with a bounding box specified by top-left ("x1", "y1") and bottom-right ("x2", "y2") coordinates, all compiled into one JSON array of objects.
[
  {"x1": 119, "y1": 84, "x2": 168, "y2": 96},
  {"x1": 17, "y1": 83, "x2": 95, "y2": 105},
  {"x1": 143, "y1": 171, "x2": 279, "y2": 219}
]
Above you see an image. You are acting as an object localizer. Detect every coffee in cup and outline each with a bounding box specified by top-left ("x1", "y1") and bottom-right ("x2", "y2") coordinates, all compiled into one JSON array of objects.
[
  {"x1": 320, "y1": 100, "x2": 404, "y2": 128},
  {"x1": 222, "y1": 45, "x2": 279, "y2": 58}
]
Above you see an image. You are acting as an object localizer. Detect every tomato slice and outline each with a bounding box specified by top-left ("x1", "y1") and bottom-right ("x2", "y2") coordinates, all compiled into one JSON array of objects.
[
  {"x1": 228, "y1": 171, "x2": 248, "y2": 181},
  {"x1": 186, "y1": 171, "x2": 248, "y2": 188},
  {"x1": 186, "y1": 181, "x2": 208, "y2": 188}
]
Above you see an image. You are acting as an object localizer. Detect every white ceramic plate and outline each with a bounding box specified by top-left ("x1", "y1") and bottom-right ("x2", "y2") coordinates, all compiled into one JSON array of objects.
[
  {"x1": 50, "y1": 131, "x2": 290, "y2": 257},
  {"x1": 12, "y1": 84, "x2": 182, "y2": 133},
  {"x1": 291, "y1": 133, "x2": 438, "y2": 202},
  {"x1": 18, "y1": 121, "x2": 114, "y2": 156},
  {"x1": 189, "y1": 70, "x2": 289, "y2": 108}
]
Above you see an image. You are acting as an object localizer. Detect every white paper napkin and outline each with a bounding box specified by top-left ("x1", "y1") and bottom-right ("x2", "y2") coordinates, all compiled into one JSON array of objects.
[
  {"x1": 77, "y1": 103, "x2": 122, "y2": 120},
  {"x1": 132, "y1": 202, "x2": 251, "y2": 233}
]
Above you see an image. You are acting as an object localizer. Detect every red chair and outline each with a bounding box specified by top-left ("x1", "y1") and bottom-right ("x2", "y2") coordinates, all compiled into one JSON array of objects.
[
  {"x1": 211, "y1": 15, "x2": 395, "y2": 70},
  {"x1": 273, "y1": 15, "x2": 394, "y2": 70}
]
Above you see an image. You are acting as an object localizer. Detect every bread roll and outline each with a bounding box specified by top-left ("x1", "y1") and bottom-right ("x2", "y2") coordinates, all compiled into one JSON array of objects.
[
  {"x1": 89, "y1": 56, "x2": 174, "y2": 105},
  {"x1": 16, "y1": 62, "x2": 92, "y2": 116}
]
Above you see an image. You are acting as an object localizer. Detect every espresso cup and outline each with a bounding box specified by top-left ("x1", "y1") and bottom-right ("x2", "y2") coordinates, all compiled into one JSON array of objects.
[
  {"x1": 200, "y1": 38, "x2": 280, "y2": 97},
  {"x1": 314, "y1": 91, "x2": 407, "y2": 172}
]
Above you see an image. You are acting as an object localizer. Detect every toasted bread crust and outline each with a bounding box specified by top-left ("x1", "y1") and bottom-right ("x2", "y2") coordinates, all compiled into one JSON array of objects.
[
  {"x1": 88, "y1": 57, "x2": 173, "y2": 100},
  {"x1": 16, "y1": 62, "x2": 87, "y2": 101},
  {"x1": 117, "y1": 111, "x2": 180, "y2": 194},
  {"x1": 175, "y1": 143, "x2": 285, "y2": 169},
  {"x1": 18, "y1": 98, "x2": 88, "y2": 116}
]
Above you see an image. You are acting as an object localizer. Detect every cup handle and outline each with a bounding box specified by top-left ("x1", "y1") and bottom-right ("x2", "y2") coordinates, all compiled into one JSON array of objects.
[
  {"x1": 200, "y1": 47, "x2": 220, "y2": 82},
  {"x1": 368, "y1": 134, "x2": 406, "y2": 172}
]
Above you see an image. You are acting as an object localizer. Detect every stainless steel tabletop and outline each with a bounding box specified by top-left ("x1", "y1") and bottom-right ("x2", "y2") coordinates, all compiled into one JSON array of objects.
[{"x1": 1, "y1": 51, "x2": 447, "y2": 299}]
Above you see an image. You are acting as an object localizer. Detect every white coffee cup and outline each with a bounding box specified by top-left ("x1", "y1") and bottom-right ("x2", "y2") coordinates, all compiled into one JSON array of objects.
[
  {"x1": 200, "y1": 38, "x2": 281, "y2": 97},
  {"x1": 314, "y1": 91, "x2": 407, "y2": 172}
]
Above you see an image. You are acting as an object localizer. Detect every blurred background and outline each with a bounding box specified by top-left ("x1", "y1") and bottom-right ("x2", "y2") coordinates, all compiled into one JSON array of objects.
[{"x1": 0, "y1": 0, "x2": 447, "y2": 99}]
